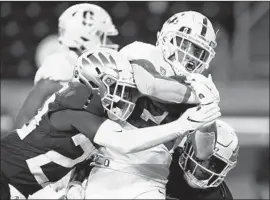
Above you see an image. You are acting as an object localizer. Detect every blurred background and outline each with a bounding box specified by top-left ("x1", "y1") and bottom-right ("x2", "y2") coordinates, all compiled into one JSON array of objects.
[{"x1": 1, "y1": 1, "x2": 269, "y2": 199}]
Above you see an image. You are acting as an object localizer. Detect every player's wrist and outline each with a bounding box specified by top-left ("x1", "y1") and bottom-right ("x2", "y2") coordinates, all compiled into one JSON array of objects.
[{"x1": 169, "y1": 119, "x2": 192, "y2": 137}]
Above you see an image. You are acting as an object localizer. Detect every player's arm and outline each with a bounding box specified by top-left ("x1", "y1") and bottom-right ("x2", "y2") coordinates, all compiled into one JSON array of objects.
[
  {"x1": 51, "y1": 109, "x2": 186, "y2": 153},
  {"x1": 131, "y1": 59, "x2": 199, "y2": 104},
  {"x1": 14, "y1": 79, "x2": 62, "y2": 129},
  {"x1": 50, "y1": 109, "x2": 107, "y2": 141},
  {"x1": 51, "y1": 103, "x2": 220, "y2": 154},
  {"x1": 15, "y1": 53, "x2": 73, "y2": 129},
  {"x1": 94, "y1": 103, "x2": 221, "y2": 154}
]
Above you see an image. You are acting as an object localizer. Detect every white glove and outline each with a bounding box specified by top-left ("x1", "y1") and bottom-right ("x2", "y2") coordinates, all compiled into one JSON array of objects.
[
  {"x1": 186, "y1": 74, "x2": 220, "y2": 105},
  {"x1": 65, "y1": 183, "x2": 85, "y2": 199},
  {"x1": 175, "y1": 103, "x2": 221, "y2": 136}
]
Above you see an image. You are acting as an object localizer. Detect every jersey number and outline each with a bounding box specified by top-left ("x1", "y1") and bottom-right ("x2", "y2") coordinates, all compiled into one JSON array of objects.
[
  {"x1": 26, "y1": 133, "x2": 95, "y2": 187},
  {"x1": 16, "y1": 85, "x2": 95, "y2": 186}
]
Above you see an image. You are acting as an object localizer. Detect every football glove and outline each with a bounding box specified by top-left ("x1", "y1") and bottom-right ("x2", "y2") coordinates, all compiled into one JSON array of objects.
[
  {"x1": 185, "y1": 74, "x2": 220, "y2": 105},
  {"x1": 175, "y1": 102, "x2": 221, "y2": 137}
]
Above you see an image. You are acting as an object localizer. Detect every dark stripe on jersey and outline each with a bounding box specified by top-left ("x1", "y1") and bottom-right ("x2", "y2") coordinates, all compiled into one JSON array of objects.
[
  {"x1": 201, "y1": 18, "x2": 208, "y2": 37},
  {"x1": 131, "y1": 59, "x2": 159, "y2": 76},
  {"x1": 182, "y1": 87, "x2": 192, "y2": 104},
  {"x1": 132, "y1": 59, "x2": 177, "y2": 82}
]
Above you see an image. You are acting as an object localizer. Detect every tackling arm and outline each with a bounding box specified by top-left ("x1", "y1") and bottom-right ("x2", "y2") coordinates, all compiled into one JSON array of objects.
[
  {"x1": 50, "y1": 109, "x2": 106, "y2": 141},
  {"x1": 51, "y1": 110, "x2": 189, "y2": 154},
  {"x1": 14, "y1": 79, "x2": 62, "y2": 129},
  {"x1": 51, "y1": 103, "x2": 220, "y2": 154},
  {"x1": 94, "y1": 103, "x2": 221, "y2": 154},
  {"x1": 132, "y1": 59, "x2": 199, "y2": 104}
]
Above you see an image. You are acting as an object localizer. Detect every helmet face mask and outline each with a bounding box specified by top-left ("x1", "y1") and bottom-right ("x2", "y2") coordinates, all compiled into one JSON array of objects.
[
  {"x1": 101, "y1": 74, "x2": 137, "y2": 121},
  {"x1": 99, "y1": 33, "x2": 119, "y2": 51},
  {"x1": 179, "y1": 140, "x2": 234, "y2": 188},
  {"x1": 157, "y1": 11, "x2": 217, "y2": 76},
  {"x1": 74, "y1": 48, "x2": 138, "y2": 121},
  {"x1": 178, "y1": 120, "x2": 239, "y2": 189},
  {"x1": 168, "y1": 34, "x2": 211, "y2": 74}
]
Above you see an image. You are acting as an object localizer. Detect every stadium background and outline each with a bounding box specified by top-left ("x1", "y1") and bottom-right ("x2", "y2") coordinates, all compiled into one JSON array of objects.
[{"x1": 1, "y1": 1, "x2": 269, "y2": 199}]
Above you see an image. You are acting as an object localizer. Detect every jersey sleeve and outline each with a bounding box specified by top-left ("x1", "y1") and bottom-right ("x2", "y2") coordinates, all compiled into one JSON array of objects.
[
  {"x1": 34, "y1": 53, "x2": 74, "y2": 85},
  {"x1": 50, "y1": 110, "x2": 106, "y2": 141}
]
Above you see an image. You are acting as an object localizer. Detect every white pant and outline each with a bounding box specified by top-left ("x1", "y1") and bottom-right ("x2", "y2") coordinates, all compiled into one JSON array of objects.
[{"x1": 85, "y1": 167, "x2": 166, "y2": 199}]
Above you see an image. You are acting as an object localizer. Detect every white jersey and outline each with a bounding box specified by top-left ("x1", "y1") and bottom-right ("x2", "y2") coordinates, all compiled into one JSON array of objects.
[
  {"x1": 120, "y1": 41, "x2": 175, "y2": 77},
  {"x1": 85, "y1": 121, "x2": 172, "y2": 199},
  {"x1": 34, "y1": 46, "x2": 78, "y2": 85}
]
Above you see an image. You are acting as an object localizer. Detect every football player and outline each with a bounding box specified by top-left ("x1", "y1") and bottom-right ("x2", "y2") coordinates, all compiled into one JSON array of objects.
[
  {"x1": 120, "y1": 11, "x2": 219, "y2": 106},
  {"x1": 14, "y1": 3, "x2": 119, "y2": 129},
  {"x1": 60, "y1": 57, "x2": 220, "y2": 200},
  {"x1": 1, "y1": 49, "x2": 220, "y2": 200},
  {"x1": 62, "y1": 11, "x2": 220, "y2": 199},
  {"x1": 166, "y1": 120, "x2": 239, "y2": 200},
  {"x1": 118, "y1": 11, "x2": 224, "y2": 199}
]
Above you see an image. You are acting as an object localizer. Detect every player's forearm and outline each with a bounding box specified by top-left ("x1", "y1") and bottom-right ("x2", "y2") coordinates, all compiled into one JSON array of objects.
[
  {"x1": 150, "y1": 78, "x2": 197, "y2": 104},
  {"x1": 94, "y1": 119, "x2": 188, "y2": 154},
  {"x1": 15, "y1": 79, "x2": 62, "y2": 129},
  {"x1": 133, "y1": 64, "x2": 198, "y2": 104},
  {"x1": 15, "y1": 110, "x2": 32, "y2": 130},
  {"x1": 15, "y1": 91, "x2": 44, "y2": 129}
]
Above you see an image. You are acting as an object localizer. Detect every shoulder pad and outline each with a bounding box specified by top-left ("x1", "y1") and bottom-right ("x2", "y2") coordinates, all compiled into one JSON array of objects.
[
  {"x1": 34, "y1": 52, "x2": 76, "y2": 85},
  {"x1": 120, "y1": 41, "x2": 157, "y2": 61},
  {"x1": 121, "y1": 41, "x2": 175, "y2": 76}
]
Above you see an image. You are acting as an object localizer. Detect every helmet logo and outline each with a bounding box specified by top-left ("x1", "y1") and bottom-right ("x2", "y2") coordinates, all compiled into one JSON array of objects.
[
  {"x1": 179, "y1": 27, "x2": 191, "y2": 34},
  {"x1": 83, "y1": 11, "x2": 94, "y2": 26}
]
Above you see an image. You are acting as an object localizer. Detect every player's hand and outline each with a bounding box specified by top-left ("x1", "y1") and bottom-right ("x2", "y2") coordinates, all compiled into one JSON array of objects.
[
  {"x1": 65, "y1": 183, "x2": 85, "y2": 199},
  {"x1": 186, "y1": 74, "x2": 220, "y2": 105},
  {"x1": 175, "y1": 103, "x2": 221, "y2": 136}
]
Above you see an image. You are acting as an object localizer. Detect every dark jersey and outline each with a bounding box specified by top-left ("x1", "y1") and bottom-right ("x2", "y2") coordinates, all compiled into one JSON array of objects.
[
  {"x1": 1, "y1": 82, "x2": 106, "y2": 197},
  {"x1": 128, "y1": 96, "x2": 196, "y2": 150},
  {"x1": 166, "y1": 148, "x2": 233, "y2": 200}
]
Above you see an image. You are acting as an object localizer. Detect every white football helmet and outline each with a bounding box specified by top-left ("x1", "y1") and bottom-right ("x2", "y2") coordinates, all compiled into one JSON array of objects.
[
  {"x1": 58, "y1": 3, "x2": 119, "y2": 53},
  {"x1": 74, "y1": 48, "x2": 137, "y2": 121},
  {"x1": 157, "y1": 11, "x2": 217, "y2": 76},
  {"x1": 179, "y1": 120, "x2": 239, "y2": 188}
]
